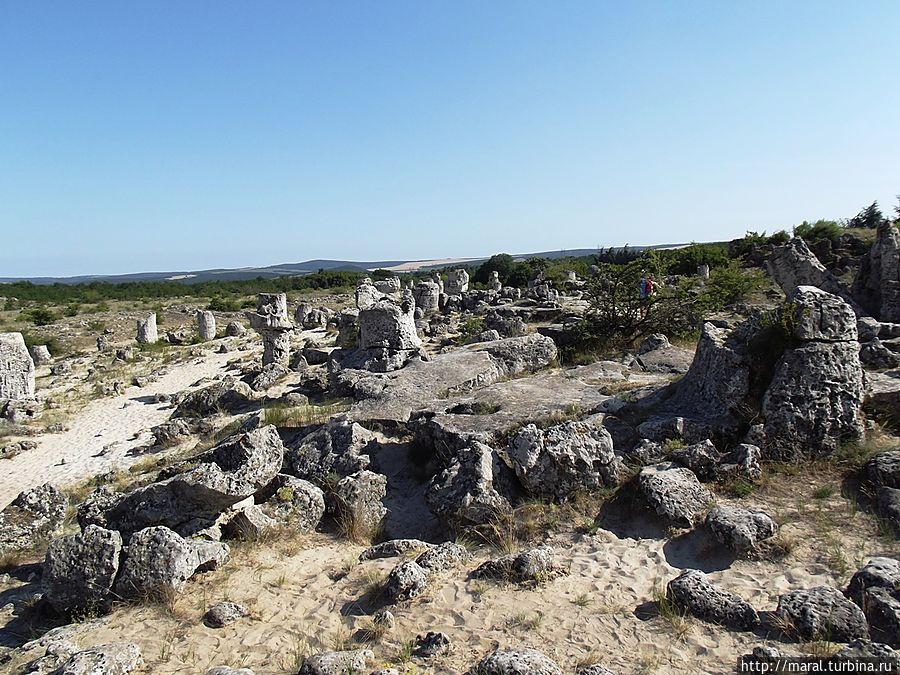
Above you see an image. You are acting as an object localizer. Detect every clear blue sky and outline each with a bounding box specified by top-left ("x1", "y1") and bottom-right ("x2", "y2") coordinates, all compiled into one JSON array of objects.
[{"x1": 1, "y1": 1, "x2": 898, "y2": 278}]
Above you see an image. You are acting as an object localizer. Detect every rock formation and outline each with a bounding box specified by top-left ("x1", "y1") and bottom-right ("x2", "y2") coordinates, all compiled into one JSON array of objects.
[
  {"x1": 246, "y1": 293, "x2": 293, "y2": 366},
  {"x1": 0, "y1": 332, "x2": 35, "y2": 400},
  {"x1": 136, "y1": 313, "x2": 158, "y2": 344},
  {"x1": 446, "y1": 269, "x2": 469, "y2": 295},
  {"x1": 852, "y1": 221, "x2": 900, "y2": 322},
  {"x1": 197, "y1": 310, "x2": 217, "y2": 341}
]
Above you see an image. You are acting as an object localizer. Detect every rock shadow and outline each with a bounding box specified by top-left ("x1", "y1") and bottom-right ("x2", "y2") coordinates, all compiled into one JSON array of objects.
[
  {"x1": 662, "y1": 528, "x2": 736, "y2": 572},
  {"x1": 594, "y1": 481, "x2": 667, "y2": 540}
]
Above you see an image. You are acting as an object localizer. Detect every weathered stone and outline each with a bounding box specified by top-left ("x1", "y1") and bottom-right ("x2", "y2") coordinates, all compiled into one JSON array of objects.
[
  {"x1": 774, "y1": 586, "x2": 869, "y2": 641},
  {"x1": 359, "y1": 539, "x2": 432, "y2": 561},
  {"x1": 0, "y1": 483, "x2": 67, "y2": 555},
  {"x1": 425, "y1": 442, "x2": 518, "y2": 527},
  {"x1": 336, "y1": 309, "x2": 360, "y2": 349},
  {"x1": 172, "y1": 378, "x2": 252, "y2": 418},
  {"x1": 115, "y1": 526, "x2": 229, "y2": 599},
  {"x1": 205, "y1": 669, "x2": 254, "y2": 675},
  {"x1": 767, "y1": 238, "x2": 860, "y2": 312},
  {"x1": 446, "y1": 269, "x2": 469, "y2": 296},
  {"x1": 257, "y1": 474, "x2": 325, "y2": 531},
  {"x1": 374, "y1": 277, "x2": 401, "y2": 294},
  {"x1": 639, "y1": 334, "x2": 670, "y2": 354},
  {"x1": 136, "y1": 314, "x2": 158, "y2": 344},
  {"x1": 42, "y1": 525, "x2": 122, "y2": 614},
  {"x1": 352, "y1": 293, "x2": 422, "y2": 372},
  {"x1": 299, "y1": 650, "x2": 374, "y2": 675},
  {"x1": 670, "y1": 440, "x2": 721, "y2": 482},
  {"x1": 719, "y1": 443, "x2": 762, "y2": 481},
  {"x1": 705, "y1": 506, "x2": 777, "y2": 556},
  {"x1": 332, "y1": 470, "x2": 387, "y2": 533},
  {"x1": 638, "y1": 463, "x2": 712, "y2": 528},
  {"x1": 203, "y1": 601, "x2": 249, "y2": 628},
  {"x1": 415, "y1": 541, "x2": 469, "y2": 572},
  {"x1": 576, "y1": 666, "x2": 615, "y2": 675},
  {"x1": 384, "y1": 560, "x2": 428, "y2": 603},
  {"x1": 472, "y1": 648, "x2": 562, "y2": 675},
  {"x1": 667, "y1": 569, "x2": 759, "y2": 629},
  {"x1": 788, "y1": 286, "x2": 858, "y2": 342},
  {"x1": 285, "y1": 418, "x2": 376, "y2": 485},
  {"x1": 225, "y1": 321, "x2": 246, "y2": 337},
  {"x1": 105, "y1": 425, "x2": 284, "y2": 536},
  {"x1": 221, "y1": 505, "x2": 277, "y2": 540},
  {"x1": 52, "y1": 642, "x2": 143, "y2": 675},
  {"x1": 847, "y1": 557, "x2": 900, "y2": 604},
  {"x1": 471, "y1": 545, "x2": 565, "y2": 584},
  {"x1": 0, "y1": 332, "x2": 35, "y2": 399},
  {"x1": 30, "y1": 345, "x2": 52, "y2": 365},
  {"x1": 860, "y1": 338, "x2": 900, "y2": 369},
  {"x1": 356, "y1": 279, "x2": 382, "y2": 310},
  {"x1": 197, "y1": 310, "x2": 217, "y2": 341},
  {"x1": 867, "y1": 452, "x2": 900, "y2": 489},
  {"x1": 246, "y1": 294, "x2": 293, "y2": 366},
  {"x1": 505, "y1": 421, "x2": 622, "y2": 500},
  {"x1": 413, "y1": 631, "x2": 450, "y2": 657},
  {"x1": 852, "y1": 222, "x2": 900, "y2": 322},
  {"x1": 249, "y1": 362, "x2": 290, "y2": 391},
  {"x1": 488, "y1": 271, "x2": 503, "y2": 292}
]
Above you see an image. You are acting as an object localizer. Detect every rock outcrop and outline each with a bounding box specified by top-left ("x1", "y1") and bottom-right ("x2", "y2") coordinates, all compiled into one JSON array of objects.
[
  {"x1": 0, "y1": 332, "x2": 35, "y2": 400},
  {"x1": 852, "y1": 222, "x2": 900, "y2": 322},
  {"x1": 774, "y1": 586, "x2": 869, "y2": 642},
  {"x1": 42, "y1": 525, "x2": 123, "y2": 614}
]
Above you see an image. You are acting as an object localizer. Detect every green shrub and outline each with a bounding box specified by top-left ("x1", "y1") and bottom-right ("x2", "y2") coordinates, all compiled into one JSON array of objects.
[
  {"x1": 793, "y1": 219, "x2": 843, "y2": 243},
  {"x1": 21, "y1": 306, "x2": 59, "y2": 326}
]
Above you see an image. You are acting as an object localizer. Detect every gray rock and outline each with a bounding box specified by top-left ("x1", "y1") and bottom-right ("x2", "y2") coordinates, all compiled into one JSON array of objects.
[
  {"x1": 205, "y1": 669, "x2": 255, "y2": 675},
  {"x1": 246, "y1": 293, "x2": 293, "y2": 367},
  {"x1": 224, "y1": 321, "x2": 246, "y2": 337},
  {"x1": 257, "y1": 475, "x2": 325, "y2": 531},
  {"x1": 787, "y1": 286, "x2": 858, "y2": 342},
  {"x1": 105, "y1": 425, "x2": 284, "y2": 536},
  {"x1": 705, "y1": 506, "x2": 777, "y2": 556},
  {"x1": 332, "y1": 470, "x2": 387, "y2": 534},
  {"x1": 0, "y1": 332, "x2": 35, "y2": 400},
  {"x1": 203, "y1": 601, "x2": 249, "y2": 628},
  {"x1": 359, "y1": 539, "x2": 432, "y2": 560},
  {"x1": 299, "y1": 650, "x2": 374, "y2": 675},
  {"x1": 471, "y1": 545, "x2": 565, "y2": 584},
  {"x1": 858, "y1": 317, "x2": 882, "y2": 342},
  {"x1": 446, "y1": 269, "x2": 469, "y2": 296},
  {"x1": 415, "y1": 541, "x2": 469, "y2": 572},
  {"x1": 852, "y1": 221, "x2": 900, "y2": 322},
  {"x1": 719, "y1": 444, "x2": 762, "y2": 481},
  {"x1": 425, "y1": 442, "x2": 517, "y2": 527},
  {"x1": 860, "y1": 339, "x2": 900, "y2": 369},
  {"x1": 472, "y1": 648, "x2": 562, "y2": 675},
  {"x1": 0, "y1": 483, "x2": 67, "y2": 555},
  {"x1": 774, "y1": 586, "x2": 869, "y2": 641},
  {"x1": 30, "y1": 345, "x2": 52, "y2": 365},
  {"x1": 52, "y1": 642, "x2": 143, "y2": 675},
  {"x1": 413, "y1": 631, "x2": 450, "y2": 657},
  {"x1": 670, "y1": 440, "x2": 721, "y2": 482},
  {"x1": 76, "y1": 487, "x2": 122, "y2": 530},
  {"x1": 384, "y1": 561, "x2": 428, "y2": 603},
  {"x1": 136, "y1": 314, "x2": 158, "y2": 345},
  {"x1": 197, "y1": 310, "x2": 217, "y2": 341},
  {"x1": 42, "y1": 525, "x2": 122, "y2": 614},
  {"x1": 249, "y1": 362, "x2": 290, "y2": 391},
  {"x1": 221, "y1": 505, "x2": 277, "y2": 541},
  {"x1": 866, "y1": 452, "x2": 900, "y2": 489},
  {"x1": 847, "y1": 557, "x2": 900, "y2": 605},
  {"x1": 667, "y1": 569, "x2": 759, "y2": 629},
  {"x1": 576, "y1": 667, "x2": 615, "y2": 675},
  {"x1": 284, "y1": 418, "x2": 376, "y2": 486},
  {"x1": 172, "y1": 378, "x2": 252, "y2": 418},
  {"x1": 857, "y1": 587, "x2": 900, "y2": 646},
  {"x1": 114, "y1": 526, "x2": 229, "y2": 599},
  {"x1": 638, "y1": 334, "x2": 670, "y2": 354},
  {"x1": 834, "y1": 639, "x2": 898, "y2": 661},
  {"x1": 505, "y1": 421, "x2": 622, "y2": 500},
  {"x1": 638, "y1": 463, "x2": 712, "y2": 528},
  {"x1": 767, "y1": 239, "x2": 860, "y2": 312}
]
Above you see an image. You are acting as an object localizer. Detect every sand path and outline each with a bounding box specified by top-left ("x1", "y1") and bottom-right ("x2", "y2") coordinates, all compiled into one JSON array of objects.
[{"x1": 0, "y1": 350, "x2": 234, "y2": 508}]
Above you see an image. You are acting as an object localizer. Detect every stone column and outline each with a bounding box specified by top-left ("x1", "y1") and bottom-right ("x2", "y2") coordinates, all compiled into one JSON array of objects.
[
  {"x1": 136, "y1": 314, "x2": 158, "y2": 344},
  {"x1": 698, "y1": 264, "x2": 710, "y2": 280},
  {"x1": 0, "y1": 332, "x2": 35, "y2": 400},
  {"x1": 246, "y1": 293, "x2": 293, "y2": 366},
  {"x1": 197, "y1": 311, "x2": 216, "y2": 341}
]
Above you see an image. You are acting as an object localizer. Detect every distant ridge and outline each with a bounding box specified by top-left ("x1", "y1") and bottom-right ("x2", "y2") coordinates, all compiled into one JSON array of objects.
[{"x1": 0, "y1": 244, "x2": 689, "y2": 286}]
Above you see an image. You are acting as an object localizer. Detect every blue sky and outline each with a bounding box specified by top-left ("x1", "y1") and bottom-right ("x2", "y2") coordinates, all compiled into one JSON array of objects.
[{"x1": 1, "y1": 1, "x2": 898, "y2": 278}]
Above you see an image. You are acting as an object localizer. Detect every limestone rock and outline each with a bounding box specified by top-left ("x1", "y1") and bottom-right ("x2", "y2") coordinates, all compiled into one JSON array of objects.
[
  {"x1": 0, "y1": 483, "x2": 67, "y2": 555},
  {"x1": 384, "y1": 560, "x2": 428, "y2": 603},
  {"x1": 667, "y1": 569, "x2": 759, "y2": 629},
  {"x1": 203, "y1": 601, "x2": 249, "y2": 628},
  {"x1": 0, "y1": 332, "x2": 35, "y2": 400},
  {"x1": 472, "y1": 648, "x2": 562, "y2": 675},
  {"x1": 332, "y1": 470, "x2": 387, "y2": 534},
  {"x1": 774, "y1": 586, "x2": 869, "y2": 641},
  {"x1": 767, "y1": 238, "x2": 859, "y2": 311},
  {"x1": 197, "y1": 310, "x2": 217, "y2": 341},
  {"x1": 257, "y1": 475, "x2": 325, "y2": 531},
  {"x1": 42, "y1": 525, "x2": 122, "y2": 614},
  {"x1": 225, "y1": 321, "x2": 246, "y2": 337},
  {"x1": 221, "y1": 505, "x2": 277, "y2": 541},
  {"x1": 866, "y1": 453, "x2": 900, "y2": 489},
  {"x1": 719, "y1": 444, "x2": 762, "y2": 481},
  {"x1": 415, "y1": 541, "x2": 469, "y2": 572},
  {"x1": 638, "y1": 463, "x2": 712, "y2": 528},
  {"x1": 505, "y1": 421, "x2": 622, "y2": 500},
  {"x1": 670, "y1": 439, "x2": 721, "y2": 482},
  {"x1": 284, "y1": 418, "x2": 376, "y2": 485},
  {"x1": 136, "y1": 314, "x2": 158, "y2": 345},
  {"x1": 788, "y1": 286, "x2": 858, "y2": 342},
  {"x1": 359, "y1": 539, "x2": 432, "y2": 561},
  {"x1": 413, "y1": 631, "x2": 450, "y2": 657},
  {"x1": 298, "y1": 650, "x2": 374, "y2": 675},
  {"x1": 30, "y1": 344, "x2": 52, "y2": 365},
  {"x1": 446, "y1": 269, "x2": 470, "y2": 296},
  {"x1": 425, "y1": 442, "x2": 518, "y2": 527},
  {"x1": 852, "y1": 221, "x2": 900, "y2": 322},
  {"x1": 705, "y1": 506, "x2": 777, "y2": 556},
  {"x1": 471, "y1": 545, "x2": 565, "y2": 584},
  {"x1": 52, "y1": 642, "x2": 143, "y2": 675},
  {"x1": 172, "y1": 378, "x2": 251, "y2": 418}
]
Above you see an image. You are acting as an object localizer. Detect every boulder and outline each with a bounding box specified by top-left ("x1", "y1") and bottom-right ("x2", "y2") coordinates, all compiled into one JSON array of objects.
[
  {"x1": 860, "y1": 339, "x2": 900, "y2": 369},
  {"x1": 256, "y1": 475, "x2": 325, "y2": 531},
  {"x1": 0, "y1": 332, "x2": 35, "y2": 400},
  {"x1": 472, "y1": 648, "x2": 562, "y2": 675},
  {"x1": 136, "y1": 314, "x2": 158, "y2": 345},
  {"x1": 774, "y1": 586, "x2": 869, "y2": 642},
  {"x1": 852, "y1": 221, "x2": 900, "y2": 322},
  {"x1": 847, "y1": 558, "x2": 900, "y2": 646},
  {"x1": 639, "y1": 334, "x2": 670, "y2": 354},
  {"x1": 52, "y1": 642, "x2": 143, "y2": 675},
  {"x1": 203, "y1": 601, "x2": 249, "y2": 628},
  {"x1": 637, "y1": 463, "x2": 712, "y2": 528},
  {"x1": 787, "y1": 286, "x2": 858, "y2": 342},
  {"x1": 471, "y1": 545, "x2": 565, "y2": 584},
  {"x1": 719, "y1": 444, "x2": 762, "y2": 481},
  {"x1": 299, "y1": 650, "x2": 374, "y2": 675},
  {"x1": 670, "y1": 440, "x2": 721, "y2": 482},
  {"x1": 30, "y1": 344, "x2": 52, "y2": 365},
  {"x1": 332, "y1": 470, "x2": 387, "y2": 534},
  {"x1": 767, "y1": 239, "x2": 860, "y2": 312},
  {"x1": 359, "y1": 539, "x2": 432, "y2": 561},
  {"x1": 415, "y1": 541, "x2": 469, "y2": 572},
  {"x1": 172, "y1": 378, "x2": 252, "y2": 418},
  {"x1": 42, "y1": 525, "x2": 123, "y2": 614},
  {"x1": 284, "y1": 418, "x2": 376, "y2": 485},
  {"x1": 425, "y1": 442, "x2": 518, "y2": 528},
  {"x1": 225, "y1": 321, "x2": 246, "y2": 337},
  {"x1": 197, "y1": 310, "x2": 217, "y2": 341},
  {"x1": 667, "y1": 569, "x2": 759, "y2": 629},
  {"x1": 0, "y1": 483, "x2": 67, "y2": 555},
  {"x1": 705, "y1": 506, "x2": 777, "y2": 556},
  {"x1": 505, "y1": 421, "x2": 622, "y2": 500},
  {"x1": 221, "y1": 505, "x2": 277, "y2": 540},
  {"x1": 384, "y1": 560, "x2": 429, "y2": 603},
  {"x1": 114, "y1": 526, "x2": 229, "y2": 599},
  {"x1": 866, "y1": 452, "x2": 900, "y2": 489}
]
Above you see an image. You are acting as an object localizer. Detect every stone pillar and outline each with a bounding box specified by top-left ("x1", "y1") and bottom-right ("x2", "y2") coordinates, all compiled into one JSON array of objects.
[
  {"x1": 698, "y1": 264, "x2": 710, "y2": 280},
  {"x1": 197, "y1": 311, "x2": 216, "y2": 341},
  {"x1": 488, "y1": 271, "x2": 502, "y2": 292},
  {"x1": 356, "y1": 279, "x2": 380, "y2": 310},
  {"x1": 30, "y1": 345, "x2": 52, "y2": 365},
  {"x1": 246, "y1": 293, "x2": 293, "y2": 366},
  {"x1": 136, "y1": 314, "x2": 158, "y2": 344},
  {"x1": 0, "y1": 332, "x2": 35, "y2": 400},
  {"x1": 374, "y1": 277, "x2": 401, "y2": 294},
  {"x1": 413, "y1": 281, "x2": 441, "y2": 315},
  {"x1": 565, "y1": 270, "x2": 577, "y2": 283},
  {"x1": 446, "y1": 269, "x2": 469, "y2": 295},
  {"x1": 432, "y1": 272, "x2": 444, "y2": 294}
]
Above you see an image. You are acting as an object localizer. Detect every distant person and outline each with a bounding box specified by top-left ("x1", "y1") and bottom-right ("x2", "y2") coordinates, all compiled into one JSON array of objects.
[
  {"x1": 646, "y1": 274, "x2": 656, "y2": 297},
  {"x1": 639, "y1": 276, "x2": 648, "y2": 299}
]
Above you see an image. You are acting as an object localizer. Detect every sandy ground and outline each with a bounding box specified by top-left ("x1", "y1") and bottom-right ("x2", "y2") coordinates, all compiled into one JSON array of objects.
[{"x1": 0, "y1": 350, "x2": 235, "y2": 508}]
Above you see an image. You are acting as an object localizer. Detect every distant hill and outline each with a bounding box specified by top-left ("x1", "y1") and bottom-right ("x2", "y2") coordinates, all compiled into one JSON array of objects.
[{"x1": 0, "y1": 244, "x2": 689, "y2": 286}]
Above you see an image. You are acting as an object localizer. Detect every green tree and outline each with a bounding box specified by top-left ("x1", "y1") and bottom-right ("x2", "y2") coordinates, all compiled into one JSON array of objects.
[{"x1": 848, "y1": 201, "x2": 886, "y2": 229}]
